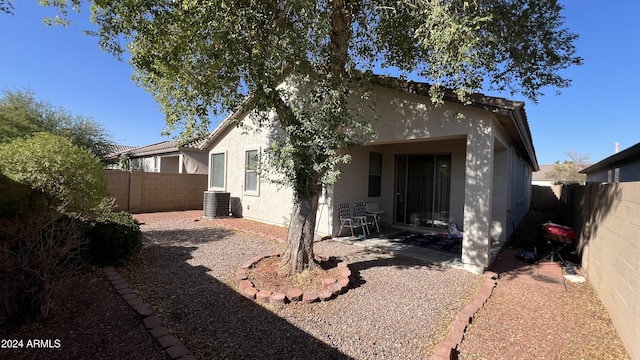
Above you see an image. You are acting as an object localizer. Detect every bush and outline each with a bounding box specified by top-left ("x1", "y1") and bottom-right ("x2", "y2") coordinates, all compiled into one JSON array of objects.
[
  {"x1": 87, "y1": 212, "x2": 142, "y2": 267},
  {"x1": 0, "y1": 211, "x2": 89, "y2": 323},
  {"x1": 0, "y1": 132, "x2": 108, "y2": 214}
]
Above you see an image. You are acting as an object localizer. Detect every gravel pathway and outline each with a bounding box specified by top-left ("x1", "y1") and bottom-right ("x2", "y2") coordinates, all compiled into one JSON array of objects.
[{"x1": 121, "y1": 214, "x2": 481, "y2": 359}]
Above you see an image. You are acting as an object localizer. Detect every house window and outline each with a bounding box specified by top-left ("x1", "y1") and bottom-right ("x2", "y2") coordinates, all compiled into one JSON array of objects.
[
  {"x1": 153, "y1": 156, "x2": 160, "y2": 172},
  {"x1": 245, "y1": 150, "x2": 259, "y2": 194},
  {"x1": 368, "y1": 152, "x2": 382, "y2": 197},
  {"x1": 210, "y1": 152, "x2": 225, "y2": 189}
]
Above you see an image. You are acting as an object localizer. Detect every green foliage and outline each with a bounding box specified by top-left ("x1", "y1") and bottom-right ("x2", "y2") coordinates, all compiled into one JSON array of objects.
[
  {"x1": 40, "y1": 0, "x2": 583, "y2": 272},
  {"x1": 549, "y1": 151, "x2": 589, "y2": 185},
  {"x1": 87, "y1": 211, "x2": 142, "y2": 267},
  {"x1": 0, "y1": 132, "x2": 108, "y2": 214},
  {"x1": 0, "y1": 0, "x2": 13, "y2": 15},
  {"x1": 550, "y1": 161, "x2": 587, "y2": 185},
  {"x1": 0, "y1": 89, "x2": 112, "y2": 153}
]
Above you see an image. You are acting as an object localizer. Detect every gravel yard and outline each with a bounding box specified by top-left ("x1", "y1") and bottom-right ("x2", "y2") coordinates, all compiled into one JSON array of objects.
[
  {"x1": 121, "y1": 213, "x2": 481, "y2": 359},
  {"x1": 2, "y1": 210, "x2": 628, "y2": 359}
]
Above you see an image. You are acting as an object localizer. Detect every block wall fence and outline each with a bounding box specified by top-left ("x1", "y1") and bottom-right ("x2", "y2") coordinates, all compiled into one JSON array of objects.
[
  {"x1": 561, "y1": 182, "x2": 639, "y2": 360},
  {"x1": 105, "y1": 170, "x2": 208, "y2": 213}
]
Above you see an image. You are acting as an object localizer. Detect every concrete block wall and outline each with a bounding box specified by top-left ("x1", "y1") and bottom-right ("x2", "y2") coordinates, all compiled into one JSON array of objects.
[
  {"x1": 105, "y1": 170, "x2": 208, "y2": 213},
  {"x1": 567, "y1": 182, "x2": 639, "y2": 359}
]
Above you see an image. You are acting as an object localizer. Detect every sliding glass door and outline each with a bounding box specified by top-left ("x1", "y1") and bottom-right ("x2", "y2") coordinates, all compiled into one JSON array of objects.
[{"x1": 395, "y1": 154, "x2": 451, "y2": 229}]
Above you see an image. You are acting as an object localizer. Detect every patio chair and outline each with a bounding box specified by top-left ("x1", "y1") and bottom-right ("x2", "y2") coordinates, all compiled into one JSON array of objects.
[
  {"x1": 365, "y1": 202, "x2": 385, "y2": 232},
  {"x1": 353, "y1": 202, "x2": 372, "y2": 236},
  {"x1": 338, "y1": 203, "x2": 368, "y2": 237}
]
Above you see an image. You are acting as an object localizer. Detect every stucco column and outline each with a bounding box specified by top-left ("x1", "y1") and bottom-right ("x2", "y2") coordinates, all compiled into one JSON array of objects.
[{"x1": 462, "y1": 118, "x2": 494, "y2": 274}]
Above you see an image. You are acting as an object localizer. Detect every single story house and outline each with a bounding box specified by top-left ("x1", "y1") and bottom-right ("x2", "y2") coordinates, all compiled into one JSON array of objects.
[
  {"x1": 201, "y1": 77, "x2": 539, "y2": 274},
  {"x1": 119, "y1": 139, "x2": 209, "y2": 174},
  {"x1": 93, "y1": 144, "x2": 137, "y2": 169},
  {"x1": 580, "y1": 142, "x2": 640, "y2": 183},
  {"x1": 532, "y1": 164, "x2": 556, "y2": 187}
]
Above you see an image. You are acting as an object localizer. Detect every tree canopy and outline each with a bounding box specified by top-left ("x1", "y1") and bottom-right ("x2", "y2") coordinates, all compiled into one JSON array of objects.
[
  {"x1": 549, "y1": 151, "x2": 589, "y2": 185},
  {"x1": 0, "y1": 89, "x2": 113, "y2": 153},
  {"x1": 41, "y1": 0, "x2": 582, "y2": 273}
]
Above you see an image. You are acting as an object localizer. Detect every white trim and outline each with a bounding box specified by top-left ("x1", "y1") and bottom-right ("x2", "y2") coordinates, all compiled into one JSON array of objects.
[
  {"x1": 209, "y1": 151, "x2": 227, "y2": 191},
  {"x1": 243, "y1": 148, "x2": 260, "y2": 197}
]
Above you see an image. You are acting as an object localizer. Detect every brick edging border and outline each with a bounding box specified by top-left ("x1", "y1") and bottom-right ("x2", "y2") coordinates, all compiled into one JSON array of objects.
[
  {"x1": 429, "y1": 271, "x2": 499, "y2": 360},
  {"x1": 237, "y1": 253, "x2": 352, "y2": 304},
  {"x1": 102, "y1": 267, "x2": 196, "y2": 360}
]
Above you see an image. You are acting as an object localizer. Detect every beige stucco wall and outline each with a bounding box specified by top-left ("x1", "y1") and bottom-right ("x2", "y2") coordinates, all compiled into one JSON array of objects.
[
  {"x1": 205, "y1": 85, "x2": 534, "y2": 261},
  {"x1": 366, "y1": 86, "x2": 491, "y2": 143},
  {"x1": 181, "y1": 150, "x2": 208, "y2": 174},
  {"x1": 206, "y1": 119, "x2": 297, "y2": 228},
  {"x1": 571, "y1": 182, "x2": 640, "y2": 359},
  {"x1": 161, "y1": 156, "x2": 180, "y2": 173},
  {"x1": 332, "y1": 139, "x2": 468, "y2": 236}
]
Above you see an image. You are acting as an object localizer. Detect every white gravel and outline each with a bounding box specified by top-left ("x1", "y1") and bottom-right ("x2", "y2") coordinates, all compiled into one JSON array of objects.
[{"x1": 120, "y1": 217, "x2": 481, "y2": 359}]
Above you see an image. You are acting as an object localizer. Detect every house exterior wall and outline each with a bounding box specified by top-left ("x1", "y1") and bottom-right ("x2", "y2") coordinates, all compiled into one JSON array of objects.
[
  {"x1": 508, "y1": 148, "x2": 533, "y2": 232},
  {"x1": 585, "y1": 159, "x2": 640, "y2": 183},
  {"x1": 205, "y1": 85, "x2": 535, "y2": 269},
  {"x1": 138, "y1": 157, "x2": 156, "y2": 172},
  {"x1": 181, "y1": 150, "x2": 208, "y2": 174},
  {"x1": 206, "y1": 119, "x2": 297, "y2": 228},
  {"x1": 366, "y1": 86, "x2": 488, "y2": 143},
  {"x1": 332, "y1": 139, "x2": 467, "y2": 236},
  {"x1": 161, "y1": 156, "x2": 180, "y2": 173},
  {"x1": 129, "y1": 151, "x2": 207, "y2": 174}
]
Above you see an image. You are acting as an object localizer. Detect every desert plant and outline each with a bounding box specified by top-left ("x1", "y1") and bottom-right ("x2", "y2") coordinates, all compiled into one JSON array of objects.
[
  {"x1": 0, "y1": 209, "x2": 89, "y2": 323},
  {"x1": 87, "y1": 211, "x2": 142, "y2": 267},
  {"x1": 0, "y1": 133, "x2": 111, "y2": 325}
]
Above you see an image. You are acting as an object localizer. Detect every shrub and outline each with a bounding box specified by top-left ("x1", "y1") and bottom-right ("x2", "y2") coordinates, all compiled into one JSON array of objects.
[
  {"x1": 0, "y1": 211, "x2": 89, "y2": 323},
  {"x1": 0, "y1": 132, "x2": 108, "y2": 214},
  {"x1": 87, "y1": 212, "x2": 142, "y2": 267}
]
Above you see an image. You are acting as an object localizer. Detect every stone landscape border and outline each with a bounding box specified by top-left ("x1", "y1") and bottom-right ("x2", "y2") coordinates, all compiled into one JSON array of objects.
[
  {"x1": 237, "y1": 253, "x2": 352, "y2": 304},
  {"x1": 429, "y1": 271, "x2": 499, "y2": 360},
  {"x1": 102, "y1": 267, "x2": 195, "y2": 360}
]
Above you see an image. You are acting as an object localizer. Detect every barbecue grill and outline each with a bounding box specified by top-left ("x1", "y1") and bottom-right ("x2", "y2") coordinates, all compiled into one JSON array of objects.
[{"x1": 537, "y1": 222, "x2": 577, "y2": 267}]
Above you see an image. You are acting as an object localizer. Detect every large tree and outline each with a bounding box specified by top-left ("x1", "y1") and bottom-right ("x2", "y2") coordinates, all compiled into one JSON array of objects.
[
  {"x1": 0, "y1": 89, "x2": 112, "y2": 153},
  {"x1": 44, "y1": 0, "x2": 581, "y2": 274}
]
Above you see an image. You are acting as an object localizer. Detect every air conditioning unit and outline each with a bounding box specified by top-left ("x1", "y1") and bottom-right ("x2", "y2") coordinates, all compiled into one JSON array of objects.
[{"x1": 203, "y1": 191, "x2": 231, "y2": 219}]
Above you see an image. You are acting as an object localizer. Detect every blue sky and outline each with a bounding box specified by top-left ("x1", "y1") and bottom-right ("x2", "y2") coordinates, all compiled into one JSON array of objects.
[{"x1": 1, "y1": 1, "x2": 638, "y2": 165}]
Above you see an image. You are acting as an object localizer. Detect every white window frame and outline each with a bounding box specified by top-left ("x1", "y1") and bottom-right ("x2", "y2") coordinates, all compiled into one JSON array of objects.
[
  {"x1": 244, "y1": 149, "x2": 260, "y2": 196},
  {"x1": 153, "y1": 156, "x2": 160, "y2": 172},
  {"x1": 209, "y1": 151, "x2": 226, "y2": 191}
]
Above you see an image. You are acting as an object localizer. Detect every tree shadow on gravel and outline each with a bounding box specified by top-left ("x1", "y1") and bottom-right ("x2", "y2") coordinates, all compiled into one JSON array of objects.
[
  {"x1": 343, "y1": 250, "x2": 448, "y2": 291},
  {"x1": 122, "y1": 241, "x2": 353, "y2": 359},
  {"x1": 142, "y1": 226, "x2": 236, "y2": 245}
]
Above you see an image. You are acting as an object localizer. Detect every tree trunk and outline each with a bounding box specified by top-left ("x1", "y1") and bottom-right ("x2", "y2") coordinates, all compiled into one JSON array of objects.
[{"x1": 280, "y1": 192, "x2": 320, "y2": 275}]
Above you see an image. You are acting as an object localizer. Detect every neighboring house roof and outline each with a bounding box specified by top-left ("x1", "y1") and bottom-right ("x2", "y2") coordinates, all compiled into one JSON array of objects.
[
  {"x1": 201, "y1": 75, "x2": 539, "y2": 171},
  {"x1": 93, "y1": 144, "x2": 137, "y2": 162},
  {"x1": 123, "y1": 138, "x2": 207, "y2": 158},
  {"x1": 532, "y1": 164, "x2": 556, "y2": 181},
  {"x1": 580, "y1": 142, "x2": 640, "y2": 174}
]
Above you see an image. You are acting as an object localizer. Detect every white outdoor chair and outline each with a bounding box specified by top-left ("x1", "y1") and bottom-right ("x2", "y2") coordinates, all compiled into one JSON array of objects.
[
  {"x1": 353, "y1": 202, "x2": 372, "y2": 236},
  {"x1": 338, "y1": 203, "x2": 368, "y2": 237},
  {"x1": 365, "y1": 202, "x2": 385, "y2": 232}
]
